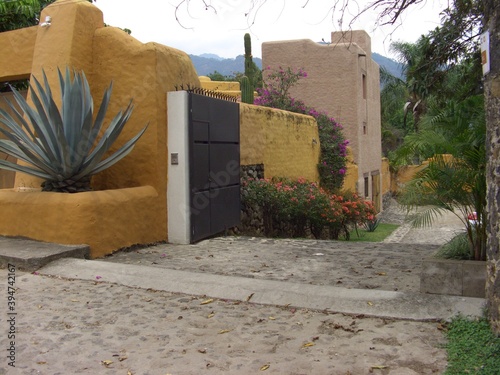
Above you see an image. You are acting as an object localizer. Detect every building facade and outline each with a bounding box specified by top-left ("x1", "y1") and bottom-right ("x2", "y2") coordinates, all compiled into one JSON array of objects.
[{"x1": 262, "y1": 30, "x2": 382, "y2": 210}]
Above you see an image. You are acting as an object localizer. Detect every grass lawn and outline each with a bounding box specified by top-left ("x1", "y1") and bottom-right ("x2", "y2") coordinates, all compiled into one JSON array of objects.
[
  {"x1": 347, "y1": 223, "x2": 400, "y2": 242},
  {"x1": 444, "y1": 316, "x2": 500, "y2": 374}
]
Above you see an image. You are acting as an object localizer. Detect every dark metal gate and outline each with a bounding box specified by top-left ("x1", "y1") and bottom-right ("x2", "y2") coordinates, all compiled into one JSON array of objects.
[{"x1": 189, "y1": 92, "x2": 240, "y2": 243}]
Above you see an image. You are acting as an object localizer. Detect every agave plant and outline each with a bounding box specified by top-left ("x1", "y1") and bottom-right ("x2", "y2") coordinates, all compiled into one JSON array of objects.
[{"x1": 0, "y1": 67, "x2": 147, "y2": 193}]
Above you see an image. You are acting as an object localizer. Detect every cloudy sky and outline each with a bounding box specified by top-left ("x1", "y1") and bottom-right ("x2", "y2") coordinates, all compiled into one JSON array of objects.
[{"x1": 94, "y1": 0, "x2": 446, "y2": 60}]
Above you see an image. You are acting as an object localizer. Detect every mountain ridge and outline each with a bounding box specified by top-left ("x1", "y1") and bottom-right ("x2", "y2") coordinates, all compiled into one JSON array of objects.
[{"x1": 189, "y1": 53, "x2": 403, "y2": 79}]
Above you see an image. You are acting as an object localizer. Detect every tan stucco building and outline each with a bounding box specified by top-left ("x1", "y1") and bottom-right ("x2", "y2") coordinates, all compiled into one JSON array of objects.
[{"x1": 262, "y1": 30, "x2": 383, "y2": 210}]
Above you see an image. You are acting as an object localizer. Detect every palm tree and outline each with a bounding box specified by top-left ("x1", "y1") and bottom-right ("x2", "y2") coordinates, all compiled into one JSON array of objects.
[
  {"x1": 399, "y1": 95, "x2": 487, "y2": 260},
  {"x1": 390, "y1": 36, "x2": 446, "y2": 133}
]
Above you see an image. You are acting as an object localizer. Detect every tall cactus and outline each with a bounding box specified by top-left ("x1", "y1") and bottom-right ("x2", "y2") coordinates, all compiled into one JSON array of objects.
[
  {"x1": 241, "y1": 75, "x2": 253, "y2": 104},
  {"x1": 242, "y1": 33, "x2": 254, "y2": 104}
]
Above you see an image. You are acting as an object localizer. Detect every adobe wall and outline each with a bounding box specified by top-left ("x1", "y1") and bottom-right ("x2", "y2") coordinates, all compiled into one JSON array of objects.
[
  {"x1": 0, "y1": 91, "x2": 27, "y2": 189},
  {"x1": 240, "y1": 104, "x2": 320, "y2": 182},
  {"x1": 0, "y1": 26, "x2": 36, "y2": 81},
  {"x1": 262, "y1": 31, "x2": 382, "y2": 206}
]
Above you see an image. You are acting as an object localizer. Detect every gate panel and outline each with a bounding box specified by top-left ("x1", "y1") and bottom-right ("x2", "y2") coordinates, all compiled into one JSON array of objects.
[{"x1": 189, "y1": 93, "x2": 240, "y2": 242}]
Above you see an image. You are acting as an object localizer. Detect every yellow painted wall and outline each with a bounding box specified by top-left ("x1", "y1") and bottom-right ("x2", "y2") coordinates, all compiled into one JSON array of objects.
[
  {"x1": 341, "y1": 147, "x2": 358, "y2": 192},
  {"x1": 381, "y1": 157, "x2": 391, "y2": 196},
  {"x1": 0, "y1": 187, "x2": 159, "y2": 258},
  {"x1": 240, "y1": 103, "x2": 320, "y2": 182},
  {"x1": 0, "y1": 91, "x2": 27, "y2": 189},
  {"x1": 0, "y1": 26, "x2": 36, "y2": 81},
  {"x1": 199, "y1": 76, "x2": 240, "y2": 91},
  {"x1": 199, "y1": 77, "x2": 243, "y2": 98}
]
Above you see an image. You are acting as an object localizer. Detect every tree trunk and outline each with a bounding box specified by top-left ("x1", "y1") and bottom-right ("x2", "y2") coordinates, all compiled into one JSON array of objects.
[{"x1": 484, "y1": 0, "x2": 500, "y2": 335}]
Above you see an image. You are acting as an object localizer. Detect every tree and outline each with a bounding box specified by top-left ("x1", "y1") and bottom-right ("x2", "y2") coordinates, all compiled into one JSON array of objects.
[
  {"x1": 483, "y1": 1, "x2": 500, "y2": 335},
  {"x1": 0, "y1": 0, "x2": 97, "y2": 32}
]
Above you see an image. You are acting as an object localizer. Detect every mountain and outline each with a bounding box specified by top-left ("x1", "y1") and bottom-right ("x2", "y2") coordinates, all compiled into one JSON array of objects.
[
  {"x1": 189, "y1": 54, "x2": 262, "y2": 77},
  {"x1": 199, "y1": 53, "x2": 224, "y2": 61},
  {"x1": 189, "y1": 53, "x2": 403, "y2": 80},
  {"x1": 372, "y1": 53, "x2": 404, "y2": 79}
]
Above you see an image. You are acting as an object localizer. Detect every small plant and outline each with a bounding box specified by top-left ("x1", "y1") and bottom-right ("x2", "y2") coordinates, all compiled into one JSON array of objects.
[
  {"x1": 0, "y1": 67, "x2": 147, "y2": 193},
  {"x1": 364, "y1": 218, "x2": 381, "y2": 232},
  {"x1": 435, "y1": 232, "x2": 473, "y2": 260}
]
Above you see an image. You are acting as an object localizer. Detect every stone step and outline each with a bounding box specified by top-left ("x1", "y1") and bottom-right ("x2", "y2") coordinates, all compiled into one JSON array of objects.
[{"x1": 0, "y1": 236, "x2": 90, "y2": 271}]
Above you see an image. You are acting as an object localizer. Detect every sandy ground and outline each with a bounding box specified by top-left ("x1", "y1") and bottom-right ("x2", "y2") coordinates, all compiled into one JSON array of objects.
[
  {"x1": 0, "y1": 204, "x2": 464, "y2": 375},
  {"x1": 3, "y1": 270, "x2": 446, "y2": 375}
]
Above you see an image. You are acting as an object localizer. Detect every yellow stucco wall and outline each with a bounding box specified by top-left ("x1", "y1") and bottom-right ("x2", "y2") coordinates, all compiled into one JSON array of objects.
[
  {"x1": 240, "y1": 103, "x2": 320, "y2": 182},
  {"x1": 381, "y1": 157, "x2": 391, "y2": 196},
  {"x1": 0, "y1": 0, "x2": 199, "y2": 258},
  {"x1": 0, "y1": 26, "x2": 37, "y2": 81},
  {"x1": 199, "y1": 76, "x2": 240, "y2": 91},
  {"x1": 199, "y1": 77, "x2": 242, "y2": 98},
  {"x1": 341, "y1": 147, "x2": 358, "y2": 192},
  {"x1": 0, "y1": 187, "x2": 160, "y2": 258}
]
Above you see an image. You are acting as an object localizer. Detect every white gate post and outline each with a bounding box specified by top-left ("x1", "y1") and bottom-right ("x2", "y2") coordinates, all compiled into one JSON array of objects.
[{"x1": 167, "y1": 91, "x2": 191, "y2": 244}]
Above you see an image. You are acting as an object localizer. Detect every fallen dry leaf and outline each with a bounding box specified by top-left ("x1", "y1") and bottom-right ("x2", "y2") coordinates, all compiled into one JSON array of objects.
[
  {"x1": 367, "y1": 301, "x2": 373, "y2": 306},
  {"x1": 36, "y1": 361, "x2": 47, "y2": 365},
  {"x1": 101, "y1": 360, "x2": 113, "y2": 367},
  {"x1": 127, "y1": 371, "x2": 133, "y2": 375},
  {"x1": 437, "y1": 323, "x2": 447, "y2": 331},
  {"x1": 218, "y1": 329, "x2": 231, "y2": 334},
  {"x1": 370, "y1": 365, "x2": 388, "y2": 370},
  {"x1": 260, "y1": 364, "x2": 270, "y2": 371},
  {"x1": 207, "y1": 312, "x2": 215, "y2": 318},
  {"x1": 246, "y1": 293, "x2": 255, "y2": 302},
  {"x1": 71, "y1": 299, "x2": 79, "y2": 302},
  {"x1": 268, "y1": 316, "x2": 276, "y2": 320},
  {"x1": 200, "y1": 298, "x2": 214, "y2": 305},
  {"x1": 376, "y1": 272, "x2": 387, "y2": 276},
  {"x1": 302, "y1": 342, "x2": 315, "y2": 348}
]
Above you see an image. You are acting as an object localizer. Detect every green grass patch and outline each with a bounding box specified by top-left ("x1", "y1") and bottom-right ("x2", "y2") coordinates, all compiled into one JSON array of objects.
[
  {"x1": 348, "y1": 223, "x2": 399, "y2": 242},
  {"x1": 444, "y1": 316, "x2": 500, "y2": 375}
]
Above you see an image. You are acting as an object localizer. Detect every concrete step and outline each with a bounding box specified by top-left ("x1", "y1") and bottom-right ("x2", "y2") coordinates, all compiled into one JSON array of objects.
[
  {"x1": 39, "y1": 257, "x2": 486, "y2": 321},
  {"x1": 0, "y1": 236, "x2": 90, "y2": 271}
]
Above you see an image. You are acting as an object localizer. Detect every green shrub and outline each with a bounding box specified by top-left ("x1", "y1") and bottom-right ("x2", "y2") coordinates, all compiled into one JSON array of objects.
[
  {"x1": 242, "y1": 177, "x2": 376, "y2": 239},
  {"x1": 435, "y1": 232, "x2": 473, "y2": 260}
]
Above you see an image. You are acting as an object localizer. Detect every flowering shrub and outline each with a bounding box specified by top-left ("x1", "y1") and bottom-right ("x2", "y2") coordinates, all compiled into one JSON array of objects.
[
  {"x1": 255, "y1": 66, "x2": 348, "y2": 191},
  {"x1": 242, "y1": 177, "x2": 376, "y2": 240}
]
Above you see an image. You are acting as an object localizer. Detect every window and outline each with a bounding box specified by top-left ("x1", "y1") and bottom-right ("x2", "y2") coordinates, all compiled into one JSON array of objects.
[
  {"x1": 364, "y1": 176, "x2": 369, "y2": 198},
  {"x1": 362, "y1": 74, "x2": 367, "y2": 99}
]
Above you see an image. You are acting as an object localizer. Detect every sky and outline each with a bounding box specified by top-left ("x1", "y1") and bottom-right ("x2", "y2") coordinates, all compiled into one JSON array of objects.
[{"x1": 93, "y1": 0, "x2": 447, "y2": 60}]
